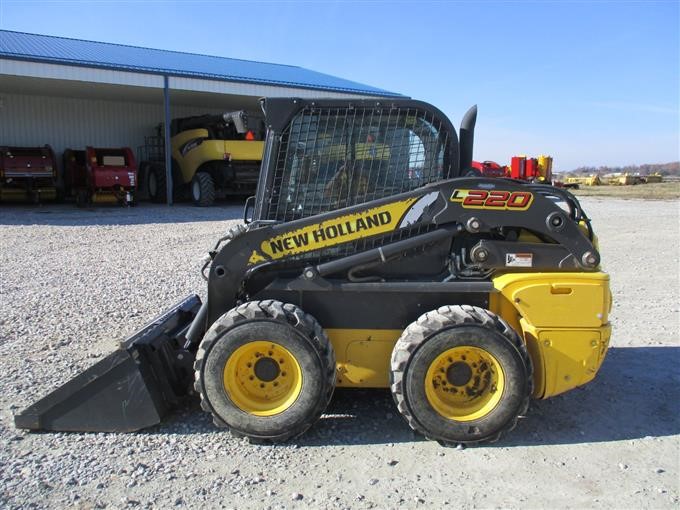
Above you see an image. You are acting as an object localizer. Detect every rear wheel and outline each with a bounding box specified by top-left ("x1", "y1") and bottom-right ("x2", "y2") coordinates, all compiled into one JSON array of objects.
[
  {"x1": 147, "y1": 164, "x2": 167, "y2": 203},
  {"x1": 194, "y1": 300, "x2": 336, "y2": 442},
  {"x1": 390, "y1": 305, "x2": 532, "y2": 445},
  {"x1": 192, "y1": 172, "x2": 215, "y2": 207}
]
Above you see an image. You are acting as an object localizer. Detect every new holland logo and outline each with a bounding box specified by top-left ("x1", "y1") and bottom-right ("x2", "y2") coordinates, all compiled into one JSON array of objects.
[
  {"x1": 248, "y1": 198, "x2": 418, "y2": 264},
  {"x1": 268, "y1": 211, "x2": 392, "y2": 255},
  {"x1": 450, "y1": 189, "x2": 534, "y2": 210}
]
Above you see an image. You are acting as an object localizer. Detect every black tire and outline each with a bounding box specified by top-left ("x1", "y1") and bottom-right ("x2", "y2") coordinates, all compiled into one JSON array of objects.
[
  {"x1": 147, "y1": 163, "x2": 167, "y2": 203},
  {"x1": 191, "y1": 172, "x2": 215, "y2": 207},
  {"x1": 390, "y1": 305, "x2": 533, "y2": 445},
  {"x1": 194, "y1": 300, "x2": 336, "y2": 442}
]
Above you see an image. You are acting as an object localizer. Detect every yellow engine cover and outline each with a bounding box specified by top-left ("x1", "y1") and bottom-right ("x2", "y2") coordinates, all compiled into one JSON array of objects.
[{"x1": 490, "y1": 272, "x2": 612, "y2": 398}]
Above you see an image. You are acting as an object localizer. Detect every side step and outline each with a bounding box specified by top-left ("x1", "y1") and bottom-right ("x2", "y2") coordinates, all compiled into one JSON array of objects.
[{"x1": 14, "y1": 295, "x2": 202, "y2": 433}]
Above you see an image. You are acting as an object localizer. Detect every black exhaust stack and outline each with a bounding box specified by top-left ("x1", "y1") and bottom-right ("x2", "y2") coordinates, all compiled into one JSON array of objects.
[
  {"x1": 14, "y1": 295, "x2": 201, "y2": 433},
  {"x1": 459, "y1": 105, "x2": 478, "y2": 174}
]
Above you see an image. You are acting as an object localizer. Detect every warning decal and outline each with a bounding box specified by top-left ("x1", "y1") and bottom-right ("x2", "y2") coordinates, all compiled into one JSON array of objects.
[{"x1": 505, "y1": 253, "x2": 533, "y2": 267}]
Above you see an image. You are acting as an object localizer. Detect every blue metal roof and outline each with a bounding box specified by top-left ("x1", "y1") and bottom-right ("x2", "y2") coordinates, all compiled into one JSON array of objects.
[{"x1": 0, "y1": 30, "x2": 401, "y2": 97}]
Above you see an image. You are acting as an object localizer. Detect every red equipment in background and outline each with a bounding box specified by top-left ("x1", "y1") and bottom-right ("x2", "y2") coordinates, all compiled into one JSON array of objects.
[
  {"x1": 63, "y1": 147, "x2": 137, "y2": 206},
  {"x1": 471, "y1": 160, "x2": 509, "y2": 177},
  {"x1": 472, "y1": 155, "x2": 554, "y2": 183},
  {"x1": 0, "y1": 145, "x2": 58, "y2": 202},
  {"x1": 510, "y1": 155, "x2": 553, "y2": 182},
  {"x1": 510, "y1": 156, "x2": 527, "y2": 179}
]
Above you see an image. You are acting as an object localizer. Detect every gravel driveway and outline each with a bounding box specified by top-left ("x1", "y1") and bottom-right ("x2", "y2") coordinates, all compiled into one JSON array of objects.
[{"x1": 1, "y1": 198, "x2": 678, "y2": 509}]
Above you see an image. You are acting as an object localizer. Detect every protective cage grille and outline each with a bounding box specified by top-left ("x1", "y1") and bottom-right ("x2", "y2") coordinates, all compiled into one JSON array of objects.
[{"x1": 263, "y1": 105, "x2": 451, "y2": 222}]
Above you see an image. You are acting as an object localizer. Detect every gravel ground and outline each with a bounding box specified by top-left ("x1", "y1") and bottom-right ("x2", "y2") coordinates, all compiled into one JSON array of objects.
[{"x1": 0, "y1": 198, "x2": 678, "y2": 509}]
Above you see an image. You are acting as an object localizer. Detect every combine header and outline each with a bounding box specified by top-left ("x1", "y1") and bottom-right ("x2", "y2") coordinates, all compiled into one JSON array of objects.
[{"x1": 15, "y1": 98, "x2": 611, "y2": 446}]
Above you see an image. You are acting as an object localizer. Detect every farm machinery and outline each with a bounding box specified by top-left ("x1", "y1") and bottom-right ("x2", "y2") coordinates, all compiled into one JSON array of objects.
[
  {"x1": 509, "y1": 155, "x2": 553, "y2": 182},
  {"x1": 63, "y1": 146, "x2": 137, "y2": 206},
  {"x1": 607, "y1": 173, "x2": 643, "y2": 186},
  {"x1": 565, "y1": 175, "x2": 602, "y2": 188},
  {"x1": 471, "y1": 155, "x2": 554, "y2": 183},
  {"x1": 0, "y1": 145, "x2": 58, "y2": 202},
  {"x1": 140, "y1": 111, "x2": 264, "y2": 206},
  {"x1": 470, "y1": 160, "x2": 508, "y2": 178},
  {"x1": 15, "y1": 98, "x2": 611, "y2": 446},
  {"x1": 642, "y1": 173, "x2": 663, "y2": 184}
]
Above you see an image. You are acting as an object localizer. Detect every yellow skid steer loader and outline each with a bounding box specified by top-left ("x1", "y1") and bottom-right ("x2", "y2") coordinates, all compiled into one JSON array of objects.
[{"x1": 15, "y1": 98, "x2": 611, "y2": 445}]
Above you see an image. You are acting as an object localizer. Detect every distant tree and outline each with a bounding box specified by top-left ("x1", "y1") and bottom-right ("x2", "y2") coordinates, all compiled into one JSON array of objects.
[{"x1": 565, "y1": 162, "x2": 679, "y2": 176}]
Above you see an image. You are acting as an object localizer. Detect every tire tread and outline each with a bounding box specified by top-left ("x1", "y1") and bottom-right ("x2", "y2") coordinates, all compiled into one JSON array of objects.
[
  {"x1": 390, "y1": 305, "x2": 533, "y2": 445},
  {"x1": 194, "y1": 300, "x2": 336, "y2": 442},
  {"x1": 193, "y1": 172, "x2": 216, "y2": 207}
]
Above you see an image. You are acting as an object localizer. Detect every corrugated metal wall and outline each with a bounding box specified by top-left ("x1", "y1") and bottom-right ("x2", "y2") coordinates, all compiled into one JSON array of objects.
[{"x1": 0, "y1": 92, "x2": 229, "y2": 166}]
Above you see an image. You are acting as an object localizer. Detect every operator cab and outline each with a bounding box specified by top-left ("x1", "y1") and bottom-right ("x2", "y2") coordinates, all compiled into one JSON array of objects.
[{"x1": 254, "y1": 99, "x2": 461, "y2": 223}]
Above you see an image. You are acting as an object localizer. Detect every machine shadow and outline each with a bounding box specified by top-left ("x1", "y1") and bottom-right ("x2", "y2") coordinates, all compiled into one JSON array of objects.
[
  {"x1": 157, "y1": 346, "x2": 679, "y2": 448},
  {"x1": 498, "y1": 345, "x2": 680, "y2": 447},
  {"x1": 300, "y1": 346, "x2": 680, "y2": 447},
  {"x1": 0, "y1": 201, "x2": 244, "y2": 227}
]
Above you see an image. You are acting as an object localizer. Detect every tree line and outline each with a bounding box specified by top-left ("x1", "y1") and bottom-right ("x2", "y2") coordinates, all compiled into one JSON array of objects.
[{"x1": 566, "y1": 162, "x2": 679, "y2": 176}]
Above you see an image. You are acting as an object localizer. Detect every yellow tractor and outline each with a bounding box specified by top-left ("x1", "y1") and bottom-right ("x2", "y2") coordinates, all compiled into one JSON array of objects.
[
  {"x1": 15, "y1": 98, "x2": 611, "y2": 446},
  {"x1": 142, "y1": 111, "x2": 264, "y2": 206}
]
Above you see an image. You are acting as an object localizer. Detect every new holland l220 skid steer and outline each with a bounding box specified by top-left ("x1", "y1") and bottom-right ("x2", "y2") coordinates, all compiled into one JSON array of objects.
[{"x1": 15, "y1": 98, "x2": 612, "y2": 445}]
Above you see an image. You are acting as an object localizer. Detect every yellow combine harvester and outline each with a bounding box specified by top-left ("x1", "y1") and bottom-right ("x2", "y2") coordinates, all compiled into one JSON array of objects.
[{"x1": 141, "y1": 111, "x2": 264, "y2": 206}]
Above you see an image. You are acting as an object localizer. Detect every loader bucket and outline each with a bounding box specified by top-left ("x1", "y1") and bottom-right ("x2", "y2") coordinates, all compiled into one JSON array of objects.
[{"x1": 14, "y1": 295, "x2": 202, "y2": 433}]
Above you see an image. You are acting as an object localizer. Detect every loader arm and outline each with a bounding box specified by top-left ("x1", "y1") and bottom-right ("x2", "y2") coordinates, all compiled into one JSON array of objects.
[{"x1": 204, "y1": 177, "x2": 599, "y2": 329}]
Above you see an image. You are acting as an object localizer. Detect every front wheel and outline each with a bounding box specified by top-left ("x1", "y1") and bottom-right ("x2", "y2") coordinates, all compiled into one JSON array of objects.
[
  {"x1": 194, "y1": 300, "x2": 336, "y2": 442},
  {"x1": 390, "y1": 305, "x2": 533, "y2": 445},
  {"x1": 147, "y1": 164, "x2": 167, "y2": 203},
  {"x1": 191, "y1": 172, "x2": 215, "y2": 207}
]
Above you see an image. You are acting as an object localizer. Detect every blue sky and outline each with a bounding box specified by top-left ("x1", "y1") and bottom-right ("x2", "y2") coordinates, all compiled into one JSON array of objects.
[{"x1": 1, "y1": 0, "x2": 678, "y2": 170}]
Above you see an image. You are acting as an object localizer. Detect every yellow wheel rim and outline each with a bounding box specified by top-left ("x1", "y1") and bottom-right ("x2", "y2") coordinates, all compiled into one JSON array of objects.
[
  {"x1": 424, "y1": 345, "x2": 505, "y2": 422},
  {"x1": 223, "y1": 341, "x2": 303, "y2": 416}
]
